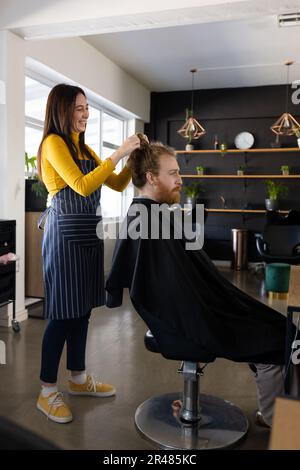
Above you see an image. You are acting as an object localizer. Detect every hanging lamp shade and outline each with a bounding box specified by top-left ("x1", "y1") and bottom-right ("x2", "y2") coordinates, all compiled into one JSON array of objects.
[
  {"x1": 270, "y1": 60, "x2": 300, "y2": 136},
  {"x1": 177, "y1": 69, "x2": 206, "y2": 141},
  {"x1": 270, "y1": 112, "x2": 300, "y2": 136},
  {"x1": 177, "y1": 115, "x2": 206, "y2": 139}
]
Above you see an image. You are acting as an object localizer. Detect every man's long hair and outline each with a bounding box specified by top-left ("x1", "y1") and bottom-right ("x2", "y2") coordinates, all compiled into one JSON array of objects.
[
  {"x1": 37, "y1": 83, "x2": 93, "y2": 179},
  {"x1": 127, "y1": 134, "x2": 176, "y2": 188}
]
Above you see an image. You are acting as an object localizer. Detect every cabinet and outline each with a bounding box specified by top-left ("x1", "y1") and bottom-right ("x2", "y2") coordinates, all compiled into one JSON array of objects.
[
  {"x1": 0, "y1": 220, "x2": 16, "y2": 319},
  {"x1": 25, "y1": 212, "x2": 44, "y2": 298}
]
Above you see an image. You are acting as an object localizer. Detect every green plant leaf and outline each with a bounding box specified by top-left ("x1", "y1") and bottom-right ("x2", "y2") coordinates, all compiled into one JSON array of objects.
[
  {"x1": 31, "y1": 180, "x2": 48, "y2": 199},
  {"x1": 183, "y1": 182, "x2": 205, "y2": 198},
  {"x1": 265, "y1": 179, "x2": 288, "y2": 200}
]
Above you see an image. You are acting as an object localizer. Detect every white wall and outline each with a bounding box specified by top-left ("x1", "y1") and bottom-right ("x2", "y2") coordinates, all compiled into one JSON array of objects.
[
  {"x1": 0, "y1": 30, "x2": 27, "y2": 326},
  {"x1": 26, "y1": 37, "x2": 150, "y2": 122}
]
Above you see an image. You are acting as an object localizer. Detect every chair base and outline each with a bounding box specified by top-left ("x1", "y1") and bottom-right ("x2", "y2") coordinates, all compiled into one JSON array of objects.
[{"x1": 135, "y1": 392, "x2": 248, "y2": 450}]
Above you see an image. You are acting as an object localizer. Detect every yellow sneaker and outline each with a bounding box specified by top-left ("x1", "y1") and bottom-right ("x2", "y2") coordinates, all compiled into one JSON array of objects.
[
  {"x1": 68, "y1": 374, "x2": 116, "y2": 397},
  {"x1": 37, "y1": 391, "x2": 73, "y2": 424}
]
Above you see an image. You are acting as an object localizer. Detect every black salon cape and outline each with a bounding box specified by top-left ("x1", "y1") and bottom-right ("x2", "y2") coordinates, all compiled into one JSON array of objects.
[{"x1": 106, "y1": 198, "x2": 286, "y2": 365}]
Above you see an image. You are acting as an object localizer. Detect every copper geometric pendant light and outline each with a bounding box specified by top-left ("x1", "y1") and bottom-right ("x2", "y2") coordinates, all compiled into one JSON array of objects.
[
  {"x1": 270, "y1": 60, "x2": 300, "y2": 136},
  {"x1": 177, "y1": 69, "x2": 206, "y2": 141}
]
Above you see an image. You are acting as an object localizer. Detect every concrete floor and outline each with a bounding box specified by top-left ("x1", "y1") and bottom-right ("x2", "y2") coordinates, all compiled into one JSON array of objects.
[{"x1": 0, "y1": 267, "x2": 287, "y2": 450}]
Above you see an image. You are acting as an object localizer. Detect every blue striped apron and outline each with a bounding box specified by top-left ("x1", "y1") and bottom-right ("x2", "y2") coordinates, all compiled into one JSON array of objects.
[{"x1": 40, "y1": 158, "x2": 104, "y2": 320}]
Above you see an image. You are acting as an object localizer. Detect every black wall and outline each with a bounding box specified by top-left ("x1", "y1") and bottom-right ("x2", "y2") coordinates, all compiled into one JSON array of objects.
[{"x1": 146, "y1": 85, "x2": 300, "y2": 261}]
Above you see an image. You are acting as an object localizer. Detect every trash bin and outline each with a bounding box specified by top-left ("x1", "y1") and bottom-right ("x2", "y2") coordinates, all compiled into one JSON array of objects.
[{"x1": 231, "y1": 228, "x2": 248, "y2": 271}]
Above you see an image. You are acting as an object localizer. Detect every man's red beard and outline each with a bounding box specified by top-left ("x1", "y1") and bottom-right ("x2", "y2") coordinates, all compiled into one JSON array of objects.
[{"x1": 154, "y1": 182, "x2": 181, "y2": 204}]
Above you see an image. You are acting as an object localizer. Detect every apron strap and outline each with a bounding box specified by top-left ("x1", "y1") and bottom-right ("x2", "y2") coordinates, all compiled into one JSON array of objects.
[{"x1": 37, "y1": 207, "x2": 52, "y2": 230}]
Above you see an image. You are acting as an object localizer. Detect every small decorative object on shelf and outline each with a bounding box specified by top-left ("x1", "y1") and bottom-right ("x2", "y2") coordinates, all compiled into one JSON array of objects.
[
  {"x1": 186, "y1": 123, "x2": 194, "y2": 151},
  {"x1": 219, "y1": 143, "x2": 227, "y2": 155},
  {"x1": 281, "y1": 165, "x2": 290, "y2": 175},
  {"x1": 265, "y1": 180, "x2": 288, "y2": 211},
  {"x1": 196, "y1": 165, "x2": 204, "y2": 175},
  {"x1": 271, "y1": 134, "x2": 281, "y2": 148},
  {"x1": 234, "y1": 132, "x2": 255, "y2": 149},
  {"x1": 237, "y1": 165, "x2": 246, "y2": 176},
  {"x1": 213, "y1": 134, "x2": 219, "y2": 150},
  {"x1": 186, "y1": 142, "x2": 194, "y2": 151},
  {"x1": 220, "y1": 196, "x2": 227, "y2": 209},
  {"x1": 293, "y1": 127, "x2": 300, "y2": 148}
]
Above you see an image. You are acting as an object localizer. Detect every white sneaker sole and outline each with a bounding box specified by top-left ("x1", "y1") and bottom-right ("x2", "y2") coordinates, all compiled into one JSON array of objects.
[
  {"x1": 37, "y1": 403, "x2": 73, "y2": 424},
  {"x1": 68, "y1": 388, "x2": 116, "y2": 397}
]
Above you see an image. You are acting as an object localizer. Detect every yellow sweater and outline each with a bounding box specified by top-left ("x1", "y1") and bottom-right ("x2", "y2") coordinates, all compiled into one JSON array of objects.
[{"x1": 41, "y1": 133, "x2": 132, "y2": 197}]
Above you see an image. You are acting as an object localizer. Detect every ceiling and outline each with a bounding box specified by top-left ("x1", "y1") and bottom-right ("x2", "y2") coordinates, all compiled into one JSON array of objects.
[
  {"x1": 83, "y1": 16, "x2": 300, "y2": 91},
  {"x1": 1, "y1": 0, "x2": 300, "y2": 92}
]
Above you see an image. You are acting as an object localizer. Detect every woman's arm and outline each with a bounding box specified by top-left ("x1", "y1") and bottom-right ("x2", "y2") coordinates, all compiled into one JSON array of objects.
[
  {"x1": 87, "y1": 145, "x2": 131, "y2": 192},
  {"x1": 43, "y1": 135, "x2": 116, "y2": 197},
  {"x1": 105, "y1": 165, "x2": 132, "y2": 192}
]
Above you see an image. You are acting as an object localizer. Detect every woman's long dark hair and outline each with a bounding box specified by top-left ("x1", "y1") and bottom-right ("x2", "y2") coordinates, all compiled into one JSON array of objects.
[{"x1": 37, "y1": 84, "x2": 94, "y2": 179}]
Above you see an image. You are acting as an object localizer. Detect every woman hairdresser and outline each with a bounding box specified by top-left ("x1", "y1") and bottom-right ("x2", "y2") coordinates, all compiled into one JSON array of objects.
[{"x1": 36, "y1": 83, "x2": 141, "y2": 423}]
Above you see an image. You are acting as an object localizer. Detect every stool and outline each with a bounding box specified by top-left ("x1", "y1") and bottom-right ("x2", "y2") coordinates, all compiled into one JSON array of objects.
[{"x1": 265, "y1": 263, "x2": 291, "y2": 300}]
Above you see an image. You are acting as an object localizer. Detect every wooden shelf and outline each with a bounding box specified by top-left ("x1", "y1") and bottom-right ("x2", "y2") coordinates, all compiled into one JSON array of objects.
[
  {"x1": 181, "y1": 208, "x2": 289, "y2": 214},
  {"x1": 181, "y1": 174, "x2": 300, "y2": 179},
  {"x1": 205, "y1": 209, "x2": 289, "y2": 214},
  {"x1": 176, "y1": 147, "x2": 300, "y2": 154}
]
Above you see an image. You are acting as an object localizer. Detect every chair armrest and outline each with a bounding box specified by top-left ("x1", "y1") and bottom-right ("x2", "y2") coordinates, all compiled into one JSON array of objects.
[{"x1": 256, "y1": 236, "x2": 267, "y2": 257}]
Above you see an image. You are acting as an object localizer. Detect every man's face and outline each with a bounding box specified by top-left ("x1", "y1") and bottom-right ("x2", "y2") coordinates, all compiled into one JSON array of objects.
[{"x1": 151, "y1": 154, "x2": 182, "y2": 204}]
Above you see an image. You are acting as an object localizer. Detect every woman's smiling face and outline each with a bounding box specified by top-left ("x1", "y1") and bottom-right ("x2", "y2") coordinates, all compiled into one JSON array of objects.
[{"x1": 72, "y1": 93, "x2": 89, "y2": 133}]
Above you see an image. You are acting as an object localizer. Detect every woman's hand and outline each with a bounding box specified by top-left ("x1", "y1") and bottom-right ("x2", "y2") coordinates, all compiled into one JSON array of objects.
[{"x1": 110, "y1": 134, "x2": 149, "y2": 166}]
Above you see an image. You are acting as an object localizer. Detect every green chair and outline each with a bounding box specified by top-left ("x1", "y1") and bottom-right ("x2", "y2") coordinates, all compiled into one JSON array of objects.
[{"x1": 265, "y1": 263, "x2": 291, "y2": 299}]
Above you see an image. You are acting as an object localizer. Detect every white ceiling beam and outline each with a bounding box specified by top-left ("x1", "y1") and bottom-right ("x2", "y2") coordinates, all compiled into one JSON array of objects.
[
  {"x1": 0, "y1": 0, "x2": 251, "y2": 28},
  {"x1": 1, "y1": 0, "x2": 300, "y2": 40}
]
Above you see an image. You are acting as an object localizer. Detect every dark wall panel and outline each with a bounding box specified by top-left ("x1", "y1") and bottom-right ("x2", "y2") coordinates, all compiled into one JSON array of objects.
[{"x1": 147, "y1": 85, "x2": 300, "y2": 261}]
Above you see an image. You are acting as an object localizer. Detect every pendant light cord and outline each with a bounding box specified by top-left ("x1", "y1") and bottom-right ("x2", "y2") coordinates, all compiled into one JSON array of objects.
[
  {"x1": 191, "y1": 71, "x2": 194, "y2": 115},
  {"x1": 189, "y1": 68, "x2": 197, "y2": 116},
  {"x1": 285, "y1": 64, "x2": 290, "y2": 113}
]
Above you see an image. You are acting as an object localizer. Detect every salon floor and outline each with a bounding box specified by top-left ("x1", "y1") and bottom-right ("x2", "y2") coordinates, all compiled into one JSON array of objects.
[{"x1": 0, "y1": 267, "x2": 287, "y2": 450}]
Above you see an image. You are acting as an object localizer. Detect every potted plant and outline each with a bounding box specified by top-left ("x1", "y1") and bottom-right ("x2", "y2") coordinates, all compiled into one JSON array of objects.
[
  {"x1": 183, "y1": 182, "x2": 205, "y2": 207},
  {"x1": 185, "y1": 130, "x2": 194, "y2": 152},
  {"x1": 25, "y1": 152, "x2": 48, "y2": 212},
  {"x1": 281, "y1": 165, "x2": 289, "y2": 176},
  {"x1": 196, "y1": 165, "x2": 205, "y2": 175},
  {"x1": 265, "y1": 180, "x2": 288, "y2": 211},
  {"x1": 293, "y1": 127, "x2": 300, "y2": 148},
  {"x1": 237, "y1": 165, "x2": 246, "y2": 176}
]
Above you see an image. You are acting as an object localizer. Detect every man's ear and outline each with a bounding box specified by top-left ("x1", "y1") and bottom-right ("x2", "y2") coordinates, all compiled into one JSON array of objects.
[{"x1": 146, "y1": 171, "x2": 156, "y2": 186}]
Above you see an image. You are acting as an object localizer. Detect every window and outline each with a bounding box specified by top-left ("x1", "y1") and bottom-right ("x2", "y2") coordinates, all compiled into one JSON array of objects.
[
  {"x1": 25, "y1": 77, "x2": 50, "y2": 176},
  {"x1": 25, "y1": 74, "x2": 133, "y2": 217},
  {"x1": 25, "y1": 127, "x2": 43, "y2": 160},
  {"x1": 101, "y1": 112, "x2": 133, "y2": 219},
  {"x1": 25, "y1": 77, "x2": 50, "y2": 122},
  {"x1": 84, "y1": 106, "x2": 100, "y2": 154}
]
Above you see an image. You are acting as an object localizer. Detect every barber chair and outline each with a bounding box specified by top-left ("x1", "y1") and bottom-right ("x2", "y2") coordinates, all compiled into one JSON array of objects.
[
  {"x1": 255, "y1": 211, "x2": 300, "y2": 264},
  {"x1": 135, "y1": 331, "x2": 248, "y2": 450}
]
